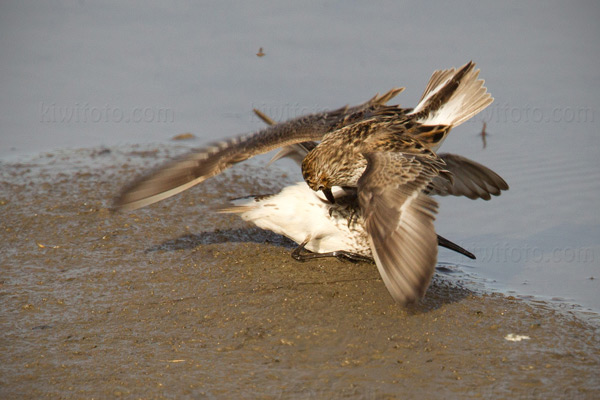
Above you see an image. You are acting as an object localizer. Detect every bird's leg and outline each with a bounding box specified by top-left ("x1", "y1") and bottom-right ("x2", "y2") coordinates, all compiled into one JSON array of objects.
[
  {"x1": 291, "y1": 237, "x2": 315, "y2": 261},
  {"x1": 329, "y1": 250, "x2": 373, "y2": 263},
  {"x1": 436, "y1": 234, "x2": 476, "y2": 260},
  {"x1": 347, "y1": 209, "x2": 359, "y2": 229},
  {"x1": 291, "y1": 237, "x2": 373, "y2": 264}
]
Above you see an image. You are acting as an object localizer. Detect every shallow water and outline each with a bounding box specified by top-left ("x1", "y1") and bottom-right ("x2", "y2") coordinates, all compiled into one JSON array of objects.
[{"x1": 1, "y1": 1, "x2": 599, "y2": 397}]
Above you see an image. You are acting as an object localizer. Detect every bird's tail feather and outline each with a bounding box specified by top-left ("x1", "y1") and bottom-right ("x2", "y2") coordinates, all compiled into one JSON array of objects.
[{"x1": 409, "y1": 61, "x2": 493, "y2": 128}]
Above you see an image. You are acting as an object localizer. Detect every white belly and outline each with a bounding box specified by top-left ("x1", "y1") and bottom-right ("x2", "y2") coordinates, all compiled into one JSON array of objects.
[{"x1": 230, "y1": 182, "x2": 371, "y2": 256}]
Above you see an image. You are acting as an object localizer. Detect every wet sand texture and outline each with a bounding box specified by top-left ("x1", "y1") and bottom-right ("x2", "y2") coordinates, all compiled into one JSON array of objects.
[{"x1": 1, "y1": 147, "x2": 599, "y2": 399}]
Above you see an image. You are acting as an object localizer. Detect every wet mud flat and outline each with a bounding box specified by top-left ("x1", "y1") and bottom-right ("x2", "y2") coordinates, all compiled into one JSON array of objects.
[{"x1": 1, "y1": 146, "x2": 599, "y2": 399}]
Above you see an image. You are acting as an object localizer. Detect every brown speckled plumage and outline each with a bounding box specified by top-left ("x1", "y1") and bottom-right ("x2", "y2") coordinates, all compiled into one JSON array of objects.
[
  {"x1": 114, "y1": 61, "x2": 505, "y2": 304},
  {"x1": 114, "y1": 88, "x2": 404, "y2": 211}
]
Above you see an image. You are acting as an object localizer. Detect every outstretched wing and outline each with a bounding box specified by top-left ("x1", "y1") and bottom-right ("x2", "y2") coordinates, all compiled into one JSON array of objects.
[
  {"x1": 427, "y1": 153, "x2": 509, "y2": 200},
  {"x1": 261, "y1": 131, "x2": 508, "y2": 204},
  {"x1": 358, "y1": 151, "x2": 442, "y2": 304},
  {"x1": 114, "y1": 88, "x2": 404, "y2": 211},
  {"x1": 253, "y1": 88, "x2": 404, "y2": 167}
]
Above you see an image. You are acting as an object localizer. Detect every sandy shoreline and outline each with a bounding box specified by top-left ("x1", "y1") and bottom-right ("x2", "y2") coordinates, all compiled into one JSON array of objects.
[{"x1": 1, "y1": 145, "x2": 598, "y2": 399}]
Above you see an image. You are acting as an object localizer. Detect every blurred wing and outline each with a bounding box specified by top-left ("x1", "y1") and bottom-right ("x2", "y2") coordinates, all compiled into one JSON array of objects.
[
  {"x1": 114, "y1": 115, "x2": 340, "y2": 211},
  {"x1": 112, "y1": 95, "x2": 380, "y2": 210},
  {"x1": 254, "y1": 88, "x2": 405, "y2": 167},
  {"x1": 427, "y1": 153, "x2": 509, "y2": 200},
  {"x1": 114, "y1": 88, "x2": 405, "y2": 211},
  {"x1": 358, "y1": 151, "x2": 441, "y2": 304},
  {"x1": 267, "y1": 142, "x2": 317, "y2": 166}
]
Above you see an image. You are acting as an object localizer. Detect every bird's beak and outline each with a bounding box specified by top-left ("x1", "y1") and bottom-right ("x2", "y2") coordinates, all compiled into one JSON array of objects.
[{"x1": 323, "y1": 188, "x2": 335, "y2": 204}]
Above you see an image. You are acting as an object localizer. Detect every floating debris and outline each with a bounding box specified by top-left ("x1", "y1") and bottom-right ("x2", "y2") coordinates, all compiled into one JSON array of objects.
[
  {"x1": 32, "y1": 325, "x2": 52, "y2": 330},
  {"x1": 91, "y1": 148, "x2": 111, "y2": 157},
  {"x1": 479, "y1": 121, "x2": 488, "y2": 149},
  {"x1": 37, "y1": 243, "x2": 60, "y2": 249},
  {"x1": 504, "y1": 333, "x2": 530, "y2": 342},
  {"x1": 171, "y1": 132, "x2": 196, "y2": 141}
]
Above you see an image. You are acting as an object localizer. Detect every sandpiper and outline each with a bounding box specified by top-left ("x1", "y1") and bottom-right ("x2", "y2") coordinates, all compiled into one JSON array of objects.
[
  {"x1": 115, "y1": 61, "x2": 507, "y2": 304},
  {"x1": 218, "y1": 181, "x2": 478, "y2": 263},
  {"x1": 220, "y1": 125, "x2": 506, "y2": 261},
  {"x1": 114, "y1": 86, "x2": 404, "y2": 210}
]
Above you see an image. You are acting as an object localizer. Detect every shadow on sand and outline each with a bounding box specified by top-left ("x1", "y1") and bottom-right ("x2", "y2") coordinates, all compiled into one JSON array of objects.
[
  {"x1": 145, "y1": 227, "x2": 475, "y2": 311},
  {"x1": 144, "y1": 227, "x2": 296, "y2": 252}
]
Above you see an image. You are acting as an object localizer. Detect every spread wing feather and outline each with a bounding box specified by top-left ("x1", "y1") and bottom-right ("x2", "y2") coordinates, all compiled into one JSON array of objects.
[
  {"x1": 358, "y1": 151, "x2": 442, "y2": 303},
  {"x1": 427, "y1": 153, "x2": 509, "y2": 200},
  {"x1": 114, "y1": 88, "x2": 404, "y2": 211}
]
